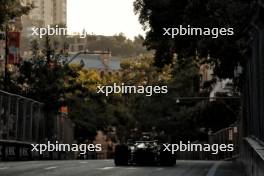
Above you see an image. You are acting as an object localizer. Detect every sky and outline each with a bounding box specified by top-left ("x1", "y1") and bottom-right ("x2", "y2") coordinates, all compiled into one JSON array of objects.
[{"x1": 67, "y1": 0, "x2": 145, "y2": 39}]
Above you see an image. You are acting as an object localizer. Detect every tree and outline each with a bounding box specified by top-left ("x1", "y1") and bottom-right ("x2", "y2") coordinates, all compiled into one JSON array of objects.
[
  {"x1": 16, "y1": 38, "x2": 71, "y2": 112},
  {"x1": 118, "y1": 55, "x2": 239, "y2": 142},
  {"x1": 134, "y1": 0, "x2": 253, "y2": 80},
  {"x1": 0, "y1": 0, "x2": 32, "y2": 26},
  {"x1": 65, "y1": 67, "x2": 134, "y2": 142},
  {"x1": 131, "y1": 57, "x2": 202, "y2": 141},
  {"x1": 0, "y1": 0, "x2": 32, "y2": 90}
]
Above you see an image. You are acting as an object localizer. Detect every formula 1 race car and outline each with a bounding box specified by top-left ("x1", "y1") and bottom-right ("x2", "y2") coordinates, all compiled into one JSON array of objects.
[{"x1": 114, "y1": 139, "x2": 176, "y2": 166}]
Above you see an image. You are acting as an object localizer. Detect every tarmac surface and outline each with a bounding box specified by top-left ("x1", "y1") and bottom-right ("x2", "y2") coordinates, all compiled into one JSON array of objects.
[{"x1": 0, "y1": 160, "x2": 245, "y2": 176}]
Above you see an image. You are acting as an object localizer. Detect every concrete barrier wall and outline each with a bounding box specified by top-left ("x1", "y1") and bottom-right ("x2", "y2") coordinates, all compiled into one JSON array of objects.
[
  {"x1": 240, "y1": 138, "x2": 264, "y2": 176},
  {"x1": 240, "y1": 1, "x2": 264, "y2": 175}
]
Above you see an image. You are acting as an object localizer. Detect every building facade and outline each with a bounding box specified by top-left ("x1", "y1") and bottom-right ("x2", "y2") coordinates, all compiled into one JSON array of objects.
[
  {"x1": 21, "y1": 0, "x2": 67, "y2": 26},
  {"x1": 53, "y1": 0, "x2": 67, "y2": 25},
  {"x1": 20, "y1": 0, "x2": 67, "y2": 57}
]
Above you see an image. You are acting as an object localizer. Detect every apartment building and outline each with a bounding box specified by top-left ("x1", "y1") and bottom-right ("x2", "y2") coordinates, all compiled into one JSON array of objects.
[
  {"x1": 20, "y1": 0, "x2": 67, "y2": 57},
  {"x1": 21, "y1": 0, "x2": 67, "y2": 26}
]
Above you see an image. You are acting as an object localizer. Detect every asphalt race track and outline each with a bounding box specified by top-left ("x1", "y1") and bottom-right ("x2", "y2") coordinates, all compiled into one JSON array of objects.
[{"x1": 0, "y1": 160, "x2": 245, "y2": 176}]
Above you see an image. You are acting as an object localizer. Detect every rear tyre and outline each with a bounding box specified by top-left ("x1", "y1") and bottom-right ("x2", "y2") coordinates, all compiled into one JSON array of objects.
[
  {"x1": 160, "y1": 148, "x2": 176, "y2": 166},
  {"x1": 134, "y1": 149, "x2": 156, "y2": 166},
  {"x1": 114, "y1": 145, "x2": 129, "y2": 166}
]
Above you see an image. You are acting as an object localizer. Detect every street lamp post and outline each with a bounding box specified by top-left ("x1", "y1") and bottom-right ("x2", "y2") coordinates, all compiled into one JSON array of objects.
[{"x1": 4, "y1": 24, "x2": 9, "y2": 87}]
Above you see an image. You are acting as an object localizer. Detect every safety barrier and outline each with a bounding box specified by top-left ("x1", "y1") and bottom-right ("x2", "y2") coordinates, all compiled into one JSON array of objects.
[
  {"x1": 0, "y1": 90, "x2": 45, "y2": 142},
  {"x1": 177, "y1": 126, "x2": 239, "y2": 160},
  {"x1": 0, "y1": 90, "x2": 45, "y2": 161}
]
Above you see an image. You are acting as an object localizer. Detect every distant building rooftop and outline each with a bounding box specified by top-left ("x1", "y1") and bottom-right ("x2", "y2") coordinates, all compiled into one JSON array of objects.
[{"x1": 70, "y1": 54, "x2": 121, "y2": 70}]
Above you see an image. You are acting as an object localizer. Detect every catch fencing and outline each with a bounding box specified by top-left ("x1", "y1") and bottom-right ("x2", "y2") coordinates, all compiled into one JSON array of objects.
[
  {"x1": 177, "y1": 126, "x2": 239, "y2": 160},
  {"x1": 0, "y1": 90, "x2": 45, "y2": 160},
  {"x1": 0, "y1": 90, "x2": 45, "y2": 142}
]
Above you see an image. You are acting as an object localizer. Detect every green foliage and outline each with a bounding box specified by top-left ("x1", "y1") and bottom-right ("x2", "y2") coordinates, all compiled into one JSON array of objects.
[
  {"x1": 134, "y1": 0, "x2": 253, "y2": 79},
  {"x1": 196, "y1": 99, "x2": 240, "y2": 132},
  {"x1": 127, "y1": 57, "x2": 202, "y2": 141},
  {"x1": 66, "y1": 67, "x2": 123, "y2": 141},
  {"x1": 0, "y1": 0, "x2": 32, "y2": 27},
  {"x1": 0, "y1": 0, "x2": 33, "y2": 89},
  {"x1": 121, "y1": 55, "x2": 172, "y2": 85},
  {"x1": 117, "y1": 56, "x2": 240, "y2": 142},
  {"x1": 16, "y1": 38, "x2": 73, "y2": 112}
]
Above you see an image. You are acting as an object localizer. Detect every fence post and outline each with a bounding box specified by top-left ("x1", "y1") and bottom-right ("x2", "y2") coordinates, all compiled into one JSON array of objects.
[
  {"x1": 35, "y1": 106, "x2": 40, "y2": 142},
  {"x1": 29, "y1": 102, "x2": 34, "y2": 141},
  {"x1": 6, "y1": 95, "x2": 11, "y2": 139},
  {"x1": 15, "y1": 98, "x2": 20, "y2": 140},
  {"x1": 22, "y1": 100, "x2": 27, "y2": 141}
]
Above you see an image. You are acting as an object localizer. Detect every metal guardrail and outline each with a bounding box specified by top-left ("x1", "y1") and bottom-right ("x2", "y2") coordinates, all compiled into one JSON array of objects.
[
  {"x1": 177, "y1": 126, "x2": 239, "y2": 160},
  {"x1": 208, "y1": 126, "x2": 239, "y2": 160}
]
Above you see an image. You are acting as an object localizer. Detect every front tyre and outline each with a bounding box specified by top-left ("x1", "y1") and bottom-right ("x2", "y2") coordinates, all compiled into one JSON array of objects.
[
  {"x1": 159, "y1": 147, "x2": 176, "y2": 166},
  {"x1": 114, "y1": 145, "x2": 129, "y2": 166}
]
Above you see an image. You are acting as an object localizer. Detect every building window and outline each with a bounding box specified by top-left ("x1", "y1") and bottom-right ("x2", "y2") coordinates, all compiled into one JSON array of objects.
[{"x1": 78, "y1": 45, "x2": 84, "y2": 51}]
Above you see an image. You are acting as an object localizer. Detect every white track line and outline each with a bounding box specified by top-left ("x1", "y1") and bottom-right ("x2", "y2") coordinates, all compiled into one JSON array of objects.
[
  {"x1": 99, "y1": 167, "x2": 114, "y2": 170},
  {"x1": 44, "y1": 166, "x2": 58, "y2": 170},
  {"x1": 206, "y1": 161, "x2": 222, "y2": 176},
  {"x1": 0, "y1": 167, "x2": 9, "y2": 170}
]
